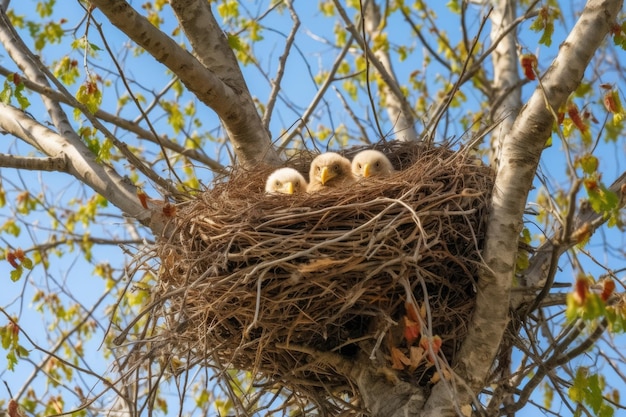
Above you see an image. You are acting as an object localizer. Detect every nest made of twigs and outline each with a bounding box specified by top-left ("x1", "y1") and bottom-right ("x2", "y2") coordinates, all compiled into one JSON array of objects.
[{"x1": 140, "y1": 141, "x2": 493, "y2": 411}]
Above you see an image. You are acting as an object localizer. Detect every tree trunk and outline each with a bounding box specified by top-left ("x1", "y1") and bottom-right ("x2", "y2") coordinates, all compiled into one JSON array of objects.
[
  {"x1": 355, "y1": 0, "x2": 623, "y2": 415},
  {"x1": 488, "y1": 0, "x2": 522, "y2": 167}
]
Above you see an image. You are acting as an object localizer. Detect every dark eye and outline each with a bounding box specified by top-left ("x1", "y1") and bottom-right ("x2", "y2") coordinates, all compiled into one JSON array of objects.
[
  {"x1": 275, "y1": 180, "x2": 281, "y2": 187},
  {"x1": 316, "y1": 166, "x2": 321, "y2": 172},
  {"x1": 357, "y1": 163, "x2": 362, "y2": 169},
  {"x1": 294, "y1": 182, "x2": 300, "y2": 189},
  {"x1": 334, "y1": 164, "x2": 341, "y2": 172},
  {"x1": 375, "y1": 161, "x2": 380, "y2": 167}
]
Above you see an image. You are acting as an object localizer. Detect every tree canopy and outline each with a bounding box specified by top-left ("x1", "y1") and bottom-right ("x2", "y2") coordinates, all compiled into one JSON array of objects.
[{"x1": 0, "y1": 0, "x2": 625, "y2": 416}]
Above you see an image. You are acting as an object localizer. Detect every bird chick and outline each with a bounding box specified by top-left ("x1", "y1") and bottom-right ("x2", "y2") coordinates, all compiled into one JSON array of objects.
[
  {"x1": 351, "y1": 150, "x2": 395, "y2": 179},
  {"x1": 265, "y1": 168, "x2": 308, "y2": 195},
  {"x1": 307, "y1": 152, "x2": 355, "y2": 192}
]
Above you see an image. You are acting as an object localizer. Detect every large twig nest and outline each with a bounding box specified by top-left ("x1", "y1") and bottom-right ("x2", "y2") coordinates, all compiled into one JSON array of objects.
[{"x1": 135, "y1": 142, "x2": 493, "y2": 411}]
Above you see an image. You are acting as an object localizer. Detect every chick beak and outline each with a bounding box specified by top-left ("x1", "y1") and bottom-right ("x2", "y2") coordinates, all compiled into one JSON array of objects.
[
  {"x1": 320, "y1": 166, "x2": 331, "y2": 184},
  {"x1": 363, "y1": 163, "x2": 371, "y2": 178},
  {"x1": 285, "y1": 181, "x2": 294, "y2": 194}
]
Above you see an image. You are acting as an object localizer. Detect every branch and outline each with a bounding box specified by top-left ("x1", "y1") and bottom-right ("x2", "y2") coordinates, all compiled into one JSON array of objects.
[
  {"x1": 487, "y1": 0, "x2": 523, "y2": 168},
  {"x1": 0, "y1": 153, "x2": 67, "y2": 171},
  {"x1": 420, "y1": 2, "x2": 539, "y2": 148},
  {"x1": 502, "y1": 319, "x2": 607, "y2": 414},
  {"x1": 0, "y1": 8, "x2": 181, "y2": 199},
  {"x1": 427, "y1": 0, "x2": 623, "y2": 412},
  {"x1": 280, "y1": 35, "x2": 355, "y2": 149},
  {"x1": 0, "y1": 65, "x2": 225, "y2": 173},
  {"x1": 514, "y1": 170, "x2": 626, "y2": 310},
  {"x1": 0, "y1": 103, "x2": 148, "y2": 223},
  {"x1": 90, "y1": 0, "x2": 281, "y2": 167},
  {"x1": 332, "y1": 0, "x2": 418, "y2": 137},
  {"x1": 362, "y1": 1, "x2": 418, "y2": 142},
  {"x1": 262, "y1": 0, "x2": 299, "y2": 132}
]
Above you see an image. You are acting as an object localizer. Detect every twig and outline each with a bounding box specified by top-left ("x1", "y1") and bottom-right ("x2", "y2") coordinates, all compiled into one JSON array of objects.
[
  {"x1": 263, "y1": 0, "x2": 299, "y2": 131},
  {"x1": 280, "y1": 35, "x2": 355, "y2": 150}
]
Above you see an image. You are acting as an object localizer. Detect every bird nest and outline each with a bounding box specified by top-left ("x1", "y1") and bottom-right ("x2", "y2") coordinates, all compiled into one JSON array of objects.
[{"x1": 124, "y1": 142, "x2": 494, "y2": 412}]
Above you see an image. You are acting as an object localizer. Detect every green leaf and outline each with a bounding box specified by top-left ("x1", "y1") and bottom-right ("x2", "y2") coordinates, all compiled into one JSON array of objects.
[
  {"x1": 76, "y1": 81, "x2": 102, "y2": 114},
  {"x1": 531, "y1": 7, "x2": 558, "y2": 47},
  {"x1": 543, "y1": 382, "x2": 554, "y2": 408},
  {"x1": 0, "y1": 79, "x2": 12, "y2": 104},
  {"x1": 227, "y1": 33, "x2": 242, "y2": 51},
  {"x1": 196, "y1": 389, "x2": 211, "y2": 407},
  {"x1": 16, "y1": 345, "x2": 29, "y2": 358},
  {"x1": 529, "y1": 13, "x2": 545, "y2": 32},
  {"x1": 14, "y1": 80, "x2": 30, "y2": 109},
  {"x1": 343, "y1": 80, "x2": 358, "y2": 101},
  {"x1": 217, "y1": 0, "x2": 239, "y2": 19},
  {"x1": 585, "y1": 182, "x2": 619, "y2": 215},
  {"x1": 0, "y1": 327, "x2": 10, "y2": 349},
  {"x1": 539, "y1": 21, "x2": 554, "y2": 46},
  {"x1": 319, "y1": 1, "x2": 334, "y2": 16},
  {"x1": 446, "y1": 0, "x2": 460, "y2": 14},
  {"x1": 587, "y1": 374, "x2": 604, "y2": 413},
  {"x1": 97, "y1": 138, "x2": 113, "y2": 162},
  {"x1": 6, "y1": 350, "x2": 17, "y2": 371},
  {"x1": 569, "y1": 367, "x2": 615, "y2": 417},
  {"x1": 578, "y1": 154, "x2": 598, "y2": 175},
  {"x1": 21, "y1": 257, "x2": 33, "y2": 270},
  {"x1": 10, "y1": 266, "x2": 23, "y2": 282}
]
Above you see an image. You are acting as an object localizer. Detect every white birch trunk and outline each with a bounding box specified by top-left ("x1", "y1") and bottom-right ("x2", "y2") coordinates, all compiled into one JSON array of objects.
[{"x1": 488, "y1": 0, "x2": 523, "y2": 167}]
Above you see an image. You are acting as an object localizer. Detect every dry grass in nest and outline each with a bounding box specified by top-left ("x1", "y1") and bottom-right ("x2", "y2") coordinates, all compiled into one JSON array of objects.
[{"x1": 123, "y1": 141, "x2": 494, "y2": 413}]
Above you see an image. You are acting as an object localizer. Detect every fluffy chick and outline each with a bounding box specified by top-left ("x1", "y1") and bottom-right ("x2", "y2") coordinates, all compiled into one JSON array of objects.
[
  {"x1": 307, "y1": 152, "x2": 355, "y2": 193},
  {"x1": 265, "y1": 167, "x2": 308, "y2": 195},
  {"x1": 351, "y1": 150, "x2": 395, "y2": 179}
]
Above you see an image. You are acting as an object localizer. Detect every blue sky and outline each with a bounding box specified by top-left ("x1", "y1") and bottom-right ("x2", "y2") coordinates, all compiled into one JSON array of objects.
[{"x1": 0, "y1": 0, "x2": 625, "y2": 415}]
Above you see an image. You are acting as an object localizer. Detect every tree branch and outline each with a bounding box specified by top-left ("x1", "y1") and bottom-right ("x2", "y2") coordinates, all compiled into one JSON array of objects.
[
  {"x1": 280, "y1": 35, "x2": 355, "y2": 150},
  {"x1": 514, "y1": 170, "x2": 626, "y2": 310},
  {"x1": 0, "y1": 7, "x2": 180, "y2": 199},
  {"x1": 0, "y1": 153, "x2": 67, "y2": 171},
  {"x1": 262, "y1": 0, "x2": 299, "y2": 132},
  {"x1": 487, "y1": 0, "x2": 523, "y2": 168},
  {"x1": 90, "y1": 0, "x2": 281, "y2": 167},
  {"x1": 363, "y1": 0, "x2": 418, "y2": 142},
  {"x1": 502, "y1": 319, "x2": 607, "y2": 414},
  {"x1": 0, "y1": 65, "x2": 226, "y2": 173},
  {"x1": 332, "y1": 0, "x2": 418, "y2": 137},
  {"x1": 0, "y1": 103, "x2": 148, "y2": 223},
  {"x1": 428, "y1": 0, "x2": 623, "y2": 412}
]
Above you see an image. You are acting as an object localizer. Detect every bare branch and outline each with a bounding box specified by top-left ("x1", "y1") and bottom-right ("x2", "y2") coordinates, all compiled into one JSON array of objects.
[
  {"x1": 502, "y1": 320, "x2": 607, "y2": 414},
  {"x1": 424, "y1": 11, "x2": 491, "y2": 145},
  {"x1": 0, "y1": 103, "x2": 148, "y2": 222},
  {"x1": 514, "y1": 170, "x2": 626, "y2": 310},
  {"x1": 90, "y1": 0, "x2": 281, "y2": 167},
  {"x1": 399, "y1": 7, "x2": 451, "y2": 72},
  {"x1": 0, "y1": 8, "x2": 182, "y2": 200},
  {"x1": 262, "y1": 0, "x2": 299, "y2": 131},
  {"x1": 362, "y1": 1, "x2": 418, "y2": 142},
  {"x1": 280, "y1": 35, "x2": 355, "y2": 150},
  {"x1": 0, "y1": 65, "x2": 226, "y2": 173},
  {"x1": 0, "y1": 153, "x2": 67, "y2": 171},
  {"x1": 332, "y1": 0, "x2": 418, "y2": 137}
]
